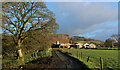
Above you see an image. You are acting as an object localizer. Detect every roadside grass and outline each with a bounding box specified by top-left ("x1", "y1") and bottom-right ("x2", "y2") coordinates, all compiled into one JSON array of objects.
[
  {"x1": 2, "y1": 48, "x2": 52, "y2": 69},
  {"x1": 60, "y1": 48, "x2": 119, "y2": 70}
]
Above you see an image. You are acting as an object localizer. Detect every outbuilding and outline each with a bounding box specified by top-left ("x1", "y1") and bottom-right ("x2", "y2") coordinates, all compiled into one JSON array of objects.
[
  {"x1": 83, "y1": 43, "x2": 89, "y2": 48},
  {"x1": 76, "y1": 43, "x2": 83, "y2": 48},
  {"x1": 89, "y1": 43, "x2": 96, "y2": 48}
]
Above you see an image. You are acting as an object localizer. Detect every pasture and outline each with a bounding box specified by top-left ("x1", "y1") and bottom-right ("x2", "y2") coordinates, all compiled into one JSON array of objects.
[{"x1": 61, "y1": 48, "x2": 119, "y2": 69}]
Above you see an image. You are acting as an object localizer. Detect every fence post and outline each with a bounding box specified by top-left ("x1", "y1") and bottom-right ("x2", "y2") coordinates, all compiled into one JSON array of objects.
[
  {"x1": 34, "y1": 52, "x2": 35, "y2": 57},
  {"x1": 100, "y1": 56, "x2": 103, "y2": 70},
  {"x1": 45, "y1": 51, "x2": 46, "y2": 56},
  {"x1": 35, "y1": 52, "x2": 37, "y2": 57},
  {"x1": 73, "y1": 51, "x2": 74, "y2": 56},
  {"x1": 87, "y1": 56, "x2": 90, "y2": 62},
  {"x1": 77, "y1": 50, "x2": 79, "y2": 58},
  {"x1": 81, "y1": 52, "x2": 82, "y2": 59},
  {"x1": 32, "y1": 52, "x2": 34, "y2": 57}
]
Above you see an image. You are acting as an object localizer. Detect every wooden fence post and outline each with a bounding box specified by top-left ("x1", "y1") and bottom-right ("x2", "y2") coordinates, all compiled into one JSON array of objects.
[
  {"x1": 73, "y1": 51, "x2": 75, "y2": 56},
  {"x1": 77, "y1": 50, "x2": 78, "y2": 57},
  {"x1": 32, "y1": 52, "x2": 34, "y2": 57},
  {"x1": 87, "y1": 56, "x2": 90, "y2": 62},
  {"x1": 45, "y1": 51, "x2": 46, "y2": 56},
  {"x1": 77, "y1": 52, "x2": 79, "y2": 58},
  {"x1": 81, "y1": 52, "x2": 82, "y2": 59},
  {"x1": 100, "y1": 57, "x2": 103, "y2": 70}
]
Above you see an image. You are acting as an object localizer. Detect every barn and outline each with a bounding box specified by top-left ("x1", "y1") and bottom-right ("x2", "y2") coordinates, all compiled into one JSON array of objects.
[
  {"x1": 76, "y1": 43, "x2": 83, "y2": 48},
  {"x1": 83, "y1": 43, "x2": 96, "y2": 48},
  {"x1": 89, "y1": 43, "x2": 96, "y2": 48},
  {"x1": 83, "y1": 43, "x2": 90, "y2": 48}
]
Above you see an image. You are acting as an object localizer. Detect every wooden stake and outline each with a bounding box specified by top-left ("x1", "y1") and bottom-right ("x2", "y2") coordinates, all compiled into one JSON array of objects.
[
  {"x1": 100, "y1": 57, "x2": 103, "y2": 70},
  {"x1": 81, "y1": 52, "x2": 82, "y2": 59},
  {"x1": 87, "y1": 56, "x2": 90, "y2": 62}
]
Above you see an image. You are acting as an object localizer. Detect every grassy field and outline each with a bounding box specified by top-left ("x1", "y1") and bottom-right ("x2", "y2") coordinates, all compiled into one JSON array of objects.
[{"x1": 60, "y1": 48, "x2": 119, "y2": 69}]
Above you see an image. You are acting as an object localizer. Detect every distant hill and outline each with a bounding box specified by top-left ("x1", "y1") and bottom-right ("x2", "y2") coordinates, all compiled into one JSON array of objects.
[
  {"x1": 50, "y1": 34, "x2": 70, "y2": 44},
  {"x1": 70, "y1": 36, "x2": 103, "y2": 43},
  {"x1": 50, "y1": 34, "x2": 104, "y2": 44},
  {"x1": 1, "y1": 33, "x2": 104, "y2": 45}
]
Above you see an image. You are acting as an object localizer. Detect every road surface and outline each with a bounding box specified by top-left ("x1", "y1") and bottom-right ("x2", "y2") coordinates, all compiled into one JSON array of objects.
[{"x1": 22, "y1": 50, "x2": 89, "y2": 70}]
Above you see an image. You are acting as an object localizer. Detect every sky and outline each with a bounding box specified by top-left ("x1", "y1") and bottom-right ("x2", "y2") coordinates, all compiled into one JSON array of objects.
[
  {"x1": 0, "y1": 0, "x2": 118, "y2": 41},
  {"x1": 46, "y1": 2, "x2": 118, "y2": 41}
]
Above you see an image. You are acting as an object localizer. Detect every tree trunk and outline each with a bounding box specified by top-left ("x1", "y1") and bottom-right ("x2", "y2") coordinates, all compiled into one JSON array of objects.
[
  {"x1": 17, "y1": 39, "x2": 23, "y2": 58},
  {"x1": 112, "y1": 41, "x2": 114, "y2": 48},
  {"x1": 17, "y1": 49, "x2": 23, "y2": 57},
  {"x1": 35, "y1": 50, "x2": 39, "y2": 57}
]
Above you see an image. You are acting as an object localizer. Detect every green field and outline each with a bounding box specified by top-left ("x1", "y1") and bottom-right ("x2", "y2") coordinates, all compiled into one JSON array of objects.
[{"x1": 61, "y1": 48, "x2": 119, "y2": 69}]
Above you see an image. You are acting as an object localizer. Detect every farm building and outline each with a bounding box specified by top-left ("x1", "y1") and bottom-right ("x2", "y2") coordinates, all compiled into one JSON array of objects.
[
  {"x1": 51, "y1": 44, "x2": 60, "y2": 48},
  {"x1": 83, "y1": 43, "x2": 96, "y2": 48},
  {"x1": 56, "y1": 41, "x2": 59, "y2": 45},
  {"x1": 70, "y1": 45, "x2": 76, "y2": 48},
  {"x1": 60, "y1": 43, "x2": 70, "y2": 48},
  {"x1": 70, "y1": 43, "x2": 82, "y2": 48},
  {"x1": 89, "y1": 43, "x2": 96, "y2": 48},
  {"x1": 83, "y1": 43, "x2": 90, "y2": 48},
  {"x1": 51, "y1": 41, "x2": 60, "y2": 48},
  {"x1": 75, "y1": 43, "x2": 83, "y2": 48},
  {"x1": 51, "y1": 40, "x2": 96, "y2": 49},
  {"x1": 51, "y1": 41, "x2": 71, "y2": 48},
  {"x1": 60, "y1": 43, "x2": 80, "y2": 49}
]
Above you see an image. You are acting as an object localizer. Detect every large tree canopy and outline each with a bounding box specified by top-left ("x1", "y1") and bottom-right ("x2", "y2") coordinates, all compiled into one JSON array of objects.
[
  {"x1": 104, "y1": 39, "x2": 115, "y2": 47},
  {"x1": 2, "y1": 2, "x2": 59, "y2": 57}
]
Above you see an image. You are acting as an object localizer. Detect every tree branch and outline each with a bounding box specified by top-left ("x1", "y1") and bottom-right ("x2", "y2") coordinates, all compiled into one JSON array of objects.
[
  {"x1": 2, "y1": 26, "x2": 14, "y2": 35},
  {"x1": 22, "y1": 2, "x2": 35, "y2": 20},
  {"x1": 3, "y1": 15, "x2": 17, "y2": 29},
  {"x1": 20, "y1": 10, "x2": 37, "y2": 36}
]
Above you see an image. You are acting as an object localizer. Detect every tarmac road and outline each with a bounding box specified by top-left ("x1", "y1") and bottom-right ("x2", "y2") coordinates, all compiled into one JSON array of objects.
[{"x1": 47, "y1": 50, "x2": 83, "y2": 70}]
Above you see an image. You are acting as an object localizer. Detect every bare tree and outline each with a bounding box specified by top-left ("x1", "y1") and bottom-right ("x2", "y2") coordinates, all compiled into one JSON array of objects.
[
  {"x1": 2, "y1": 2, "x2": 58, "y2": 58},
  {"x1": 111, "y1": 34, "x2": 120, "y2": 42}
]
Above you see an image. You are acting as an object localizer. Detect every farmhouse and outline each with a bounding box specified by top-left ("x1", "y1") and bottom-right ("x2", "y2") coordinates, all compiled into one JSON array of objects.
[
  {"x1": 51, "y1": 41, "x2": 60, "y2": 48},
  {"x1": 83, "y1": 43, "x2": 96, "y2": 48},
  {"x1": 68, "y1": 43, "x2": 84, "y2": 49},
  {"x1": 75, "y1": 43, "x2": 83, "y2": 48},
  {"x1": 60, "y1": 43, "x2": 71, "y2": 48},
  {"x1": 51, "y1": 44, "x2": 60, "y2": 48},
  {"x1": 51, "y1": 41, "x2": 96, "y2": 49},
  {"x1": 56, "y1": 41, "x2": 59, "y2": 44},
  {"x1": 69, "y1": 44, "x2": 79, "y2": 48},
  {"x1": 83, "y1": 43, "x2": 89, "y2": 48},
  {"x1": 89, "y1": 43, "x2": 96, "y2": 48}
]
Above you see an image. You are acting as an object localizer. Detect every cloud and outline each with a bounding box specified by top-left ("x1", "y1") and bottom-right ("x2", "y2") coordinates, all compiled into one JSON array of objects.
[
  {"x1": 53, "y1": 2, "x2": 118, "y2": 35},
  {"x1": 79, "y1": 21, "x2": 118, "y2": 41},
  {"x1": 46, "y1": 2, "x2": 118, "y2": 40}
]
